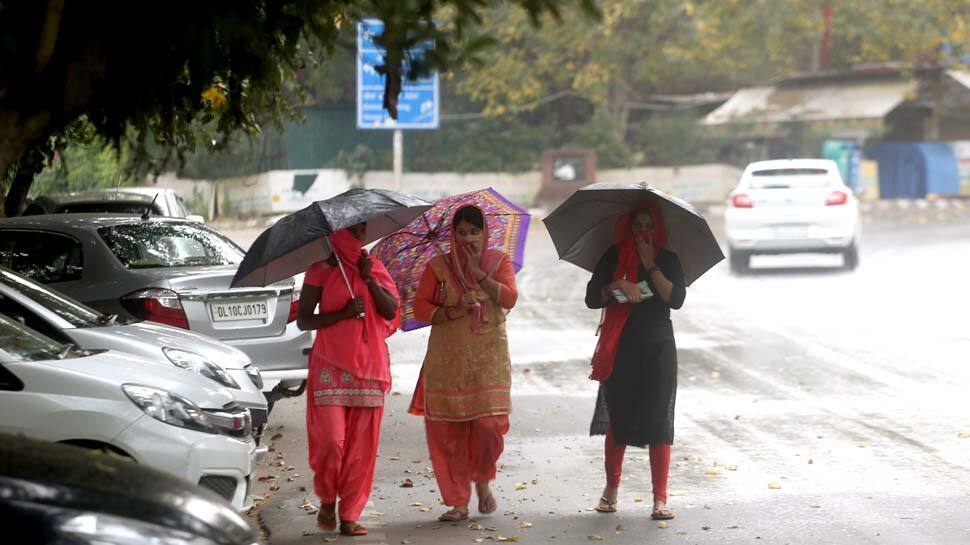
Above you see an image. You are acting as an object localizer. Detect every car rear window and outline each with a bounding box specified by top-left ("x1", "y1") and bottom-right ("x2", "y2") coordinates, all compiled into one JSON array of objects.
[
  {"x1": 98, "y1": 223, "x2": 245, "y2": 269},
  {"x1": 749, "y1": 168, "x2": 832, "y2": 188},
  {"x1": 0, "y1": 268, "x2": 102, "y2": 327},
  {"x1": 57, "y1": 202, "x2": 159, "y2": 215}
]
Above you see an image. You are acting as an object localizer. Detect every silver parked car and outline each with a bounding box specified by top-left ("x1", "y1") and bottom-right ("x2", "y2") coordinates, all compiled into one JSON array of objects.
[
  {"x1": 0, "y1": 214, "x2": 311, "y2": 407},
  {"x1": 28, "y1": 187, "x2": 205, "y2": 222},
  {"x1": 0, "y1": 265, "x2": 269, "y2": 437}
]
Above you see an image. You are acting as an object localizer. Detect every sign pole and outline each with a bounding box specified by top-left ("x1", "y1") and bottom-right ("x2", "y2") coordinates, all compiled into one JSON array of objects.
[{"x1": 393, "y1": 129, "x2": 403, "y2": 191}]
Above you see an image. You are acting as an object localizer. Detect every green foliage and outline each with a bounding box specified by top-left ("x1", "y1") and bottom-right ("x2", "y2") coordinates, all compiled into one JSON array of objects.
[
  {"x1": 29, "y1": 138, "x2": 138, "y2": 196},
  {"x1": 331, "y1": 144, "x2": 384, "y2": 183},
  {"x1": 631, "y1": 113, "x2": 723, "y2": 166}
]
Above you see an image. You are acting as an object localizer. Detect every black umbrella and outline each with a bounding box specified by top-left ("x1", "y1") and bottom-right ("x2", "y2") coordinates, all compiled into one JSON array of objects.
[
  {"x1": 231, "y1": 188, "x2": 431, "y2": 288},
  {"x1": 542, "y1": 182, "x2": 723, "y2": 286}
]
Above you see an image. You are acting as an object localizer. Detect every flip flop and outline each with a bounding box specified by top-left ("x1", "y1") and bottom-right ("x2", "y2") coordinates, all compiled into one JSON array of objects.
[
  {"x1": 438, "y1": 508, "x2": 469, "y2": 522},
  {"x1": 594, "y1": 497, "x2": 617, "y2": 513},
  {"x1": 339, "y1": 521, "x2": 368, "y2": 536},
  {"x1": 316, "y1": 503, "x2": 337, "y2": 531},
  {"x1": 651, "y1": 508, "x2": 675, "y2": 520}
]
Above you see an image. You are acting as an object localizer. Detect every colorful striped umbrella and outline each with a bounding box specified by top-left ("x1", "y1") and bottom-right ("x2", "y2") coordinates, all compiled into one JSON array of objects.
[{"x1": 371, "y1": 188, "x2": 530, "y2": 331}]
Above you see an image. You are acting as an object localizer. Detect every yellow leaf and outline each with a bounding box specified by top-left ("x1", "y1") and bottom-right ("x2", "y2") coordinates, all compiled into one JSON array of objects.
[
  {"x1": 517, "y1": 522, "x2": 533, "y2": 529},
  {"x1": 768, "y1": 482, "x2": 782, "y2": 489},
  {"x1": 588, "y1": 535, "x2": 604, "y2": 541},
  {"x1": 657, "y1": 521, "x2": 667, "y2": 529},
  {"x1": 497, "y1": 536, "x2": 519, "y2": 542},
  {"x1": 468, "y1": 523, "x2": 484, "y2": 530},
  {"x1": 514, "y1": 482, "x2": 527, "y2": 491},
  {"x1": 959, "y1": 432, "x2": 970, "y2": 438}
]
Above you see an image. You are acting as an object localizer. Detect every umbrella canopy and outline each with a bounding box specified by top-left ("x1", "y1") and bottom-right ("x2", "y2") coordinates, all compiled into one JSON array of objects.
[
  {"x1": 542, "y1": 182, "x2": 723, "y2": 286},
  {"x1": 371, "y1": 188, "x2": 530, "y2": 331},
  {"x1": 230, "y1": 188, "x2": 431, "y2": 288}
]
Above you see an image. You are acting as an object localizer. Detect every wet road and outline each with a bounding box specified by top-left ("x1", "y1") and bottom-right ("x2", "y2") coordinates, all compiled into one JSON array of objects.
[{"x1": 241, "y1": 208, "x2": 970, "y2": 545}]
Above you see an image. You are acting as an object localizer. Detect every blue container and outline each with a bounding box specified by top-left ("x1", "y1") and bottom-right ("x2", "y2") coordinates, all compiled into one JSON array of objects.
[{"x1": 866, "y1": 142, "x2": 960, "y2": 198}]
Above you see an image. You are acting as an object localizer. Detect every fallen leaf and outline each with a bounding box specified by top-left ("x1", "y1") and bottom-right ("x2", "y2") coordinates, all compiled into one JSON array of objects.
[
  {"x1": 420, "y1": 507, "x2": 433, "y2": 512},
  {"x1": 390, "y1": 456, "x2": 401, "y2": 461},
  {"x1": 301, "y1": 499, "x2": 315, "y2": 510},
  {"x1": 302, "y1": 530, "x2": 315, "y2": 536},
  {"x1": 514, "y1": 482, "x2": 527, "y2": 491},
  {"x1": 468, "y1": 523, "x2": 484, "y2": 530},
  {"x1": 959, "y1": 432, "x2": 970, "y2": 439},
  {"x1": 370, "y1": 511, "x2": 384, "y2": 516},
  {"x1": 808, "y1": 459, "x2": 814, "y2": 465},
  {"x1": 676, "y1": 531, "x2": 688, "y2": 536},
  {"x1": 633, "y1": 497, "x2": 643, "y2": 503},
  {"x1": 657, "y1": 521, "x2": 667, "y2": 529},
  {"x1": 268, "y1": 447, "x2": 276, "y2": 452},
  {"x1": 322, "y1": 537, "x2": 337, "y2": 543},
  {"x1": 251, "y1": 495, "x2": 265, "y2": 502},
  {"x1": 401, "y1": 479, "x2": 414, "y2": 488},
  {"x1": 702, "y1": 526, "x2": 712, "y2": 531},
  {"x1": 307, "y1": 509, "x2": 318, "y2": 515},
  {"x1": 711, "y1": 371, "x2": 721, "y2": 379},
  {"x1": 286, "y1": 466, "x2": 296, "y2": 471},
  {"x1": 402, "y1": 541, "x2": 412, "y2": 544},
  {"x1": 257, "y1": 476, "x2": 276, "y2": 482},
  {"x1": 517, "y1": 522, "x2": 533, "y2": 529},
  {"x1": 299, "y1": 486, "x2": 307, "y2": 492},
  {"x1": 727, "y1": 465, "x2": 738, "y2": 471},
  {"x1": 615, "y1": 525, "x2": 624, "y2": 533},
  {"x1": 409, "y1": 502, "x2": 423, "y2": 507},
  {"x1": 704, "y1": 469, "x2": 720, "y2": 477},
  {"x1": 670, "y1": 490, "x2": 686, "y2": 497},
  {"x1": 588, "y1": 535, "x2": 604, "y2": 541},
  {"x1": 531, "y1": 479, "x2": 538, "y2": 485},
  {"x1": 811, "y1": 504, "x2": 823, "y2": 509},
  {"x1": 497, "y1": 536, "x2": 519, "y2": 542},
  {"x1": 270, "y1": 485, "x2": 280, "y2": 491},
  {"x1": 270, "y1": 433, "x2": 283, "y2": 441},
  {"x1": 768, "y1": 482, "x2": 782, "y2": 489},
  {"x1": 727, "y1": 525, "x2": 740, "y2": 529},
  {"x1": 411, "y1": 459, "x2": 423, "y2": 463}
]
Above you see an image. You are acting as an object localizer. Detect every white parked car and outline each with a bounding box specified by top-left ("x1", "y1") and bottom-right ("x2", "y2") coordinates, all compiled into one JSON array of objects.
[
  {"x1": 725, "y1": 159, "x2": 861, "y2": 273},
  {"x1": 0, "y1": 266, "x2": 269, "y2": 438},
  {"x1": 0, "y1": 315, "x2": 257, "y2": 509}
]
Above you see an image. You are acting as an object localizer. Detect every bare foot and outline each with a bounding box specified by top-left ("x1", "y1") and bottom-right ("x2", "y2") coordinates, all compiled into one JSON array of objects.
[
  {"x1": 475, "y1": 482, "x2": 497, "y2": 514},
  {"x1": 595, "y1": 485, "x2": 618, "y2": 513},
  {"x1": 316, "y1": 503, "x2": 336, "y2": 531}
]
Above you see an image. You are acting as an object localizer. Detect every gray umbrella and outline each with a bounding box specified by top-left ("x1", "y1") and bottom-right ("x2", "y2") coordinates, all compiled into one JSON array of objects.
[
  {"x1": 542, "y1": 182, "x2": 723, "y2": 286},
  {"x1": 231, "y1": 188, "x2": 431, "y2": 288}
]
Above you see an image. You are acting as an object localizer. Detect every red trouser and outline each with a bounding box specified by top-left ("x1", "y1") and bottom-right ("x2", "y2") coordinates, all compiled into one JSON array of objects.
[
  {"x1": 425, "y1": 416, "x2": 510, "y2": 507},
  {"x1": 306, "y1": 403, "x2": 383, "y2": 521},
  {"x1": 604, "y1": 424, "x2": 671, "y2": 503}
]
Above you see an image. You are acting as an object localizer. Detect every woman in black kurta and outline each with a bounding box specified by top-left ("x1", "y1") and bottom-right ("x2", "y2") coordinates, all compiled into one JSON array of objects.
[{"x1": 585, "y1": 205, "x2": 686, "y2": 520}]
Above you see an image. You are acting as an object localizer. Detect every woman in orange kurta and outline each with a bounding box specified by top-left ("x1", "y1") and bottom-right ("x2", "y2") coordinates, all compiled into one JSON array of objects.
[{"x1": 409, "y1": 204, "x2": 518, "y2": 522}]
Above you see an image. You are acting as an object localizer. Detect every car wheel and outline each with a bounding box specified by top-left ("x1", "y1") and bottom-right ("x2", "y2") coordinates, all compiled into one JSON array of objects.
[
  {"x1": 843, "y1": 243, "x2": 859, "y2": 270},
  {"x1": 729, "y1": 250, "x2": 750, "y2": 274}
]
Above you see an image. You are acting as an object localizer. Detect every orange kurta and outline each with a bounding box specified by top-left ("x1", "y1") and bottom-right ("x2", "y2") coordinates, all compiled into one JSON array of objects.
[{"x1": 408, "y1": 253, "x2": 517, "y2": 422}]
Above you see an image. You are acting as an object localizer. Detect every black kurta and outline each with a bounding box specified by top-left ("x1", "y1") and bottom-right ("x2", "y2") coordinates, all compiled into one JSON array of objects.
[{"x1": 585, "y1": 246, "x2": 686, "y2": 448}]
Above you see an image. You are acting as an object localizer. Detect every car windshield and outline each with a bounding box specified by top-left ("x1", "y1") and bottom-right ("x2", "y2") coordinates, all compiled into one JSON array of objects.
[
  {"x1": 749, "y1": 168, "x2": 833, "y2": 189},
  {"x1": 0, "y1": 268, "x2": 103, "y2": 327},
  {"x1": 98, "y1": 222, "x2": 245, "y2": 269},
  {"x1": 58, "y1": 202, "x2": 158, "y2": 215},
  {"x1": 0, "y1": 314, "x2": 72, "y2": 362}
]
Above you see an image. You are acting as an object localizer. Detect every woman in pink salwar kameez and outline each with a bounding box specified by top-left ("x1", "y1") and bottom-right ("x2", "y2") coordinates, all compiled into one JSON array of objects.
[{"x1": 297, "y1": 223, "x2": 399, "y2": 537}]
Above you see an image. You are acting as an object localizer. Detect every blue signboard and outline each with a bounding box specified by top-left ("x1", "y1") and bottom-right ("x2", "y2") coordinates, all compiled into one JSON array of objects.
[{"x1": 357, "y1": 19, "x2": 439, "y2": 129}]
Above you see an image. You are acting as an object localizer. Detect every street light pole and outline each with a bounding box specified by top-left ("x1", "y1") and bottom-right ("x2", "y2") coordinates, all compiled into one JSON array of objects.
[{"x1": 393, "y1": 129, "x2": 403, "y2": 190}]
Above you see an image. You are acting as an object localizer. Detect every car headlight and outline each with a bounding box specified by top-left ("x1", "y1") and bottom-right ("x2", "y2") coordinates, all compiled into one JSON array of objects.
[
  {"x1": 122, "y1": 384, "x2": 218, "y2": 434},
  {"x1": 163, "y1": 348, "x2": 240, "y2": 389},
  {"x1": 60, "y1": 511, "x2": 221, "y2": 545},
  {"x1": 243, "y1": 364, "x2": 263, "y2": 390}
]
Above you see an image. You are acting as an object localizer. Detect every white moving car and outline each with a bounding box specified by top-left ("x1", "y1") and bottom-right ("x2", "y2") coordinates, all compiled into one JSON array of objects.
[
  {"x1": 0, "y1": 266, "x2": 269, "y2": 438},
  {"x1": 0, "y1": 314, "x2": 257, "y2": 509},
  {"x1": 725, "y1": 159, "x2": 861, "y2": 273}
]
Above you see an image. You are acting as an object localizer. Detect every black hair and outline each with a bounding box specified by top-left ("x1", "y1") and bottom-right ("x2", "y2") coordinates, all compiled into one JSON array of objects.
[{"x1": 452, "y1": 205, "x2": 485, "y2": 229}]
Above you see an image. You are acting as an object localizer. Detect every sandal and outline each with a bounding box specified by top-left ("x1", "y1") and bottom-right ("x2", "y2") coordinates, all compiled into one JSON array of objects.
[
  {"x1": 594, "y1": 497, "x2": 617, "y2": 513},
  {"x1": 339, "y1": 521, "x2": 368, "y2": 536},
  {"x1": 316, "y1": 503, "x2": 337, "y2": 531},
  {"x1": 478, "y1": 492, "x2": 497, "y2": 514},
  {"x1": 651, "y1": 508, "x2": 675, "y2": 520},
  {"x1": 437, "y1": 507, "x2": 469, "y2": 522}
]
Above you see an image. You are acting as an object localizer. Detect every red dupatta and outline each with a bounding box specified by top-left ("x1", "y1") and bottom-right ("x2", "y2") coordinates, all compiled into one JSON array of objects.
[
  {"x1": 446, "y1": 207, "x2": 504, "y2": 332},
  {"x1": 309, "y1": 229, "x2": 400, "y2": 387},
  {"x1": 589, "y1": 201, "x2": 667, "y2": 381}
]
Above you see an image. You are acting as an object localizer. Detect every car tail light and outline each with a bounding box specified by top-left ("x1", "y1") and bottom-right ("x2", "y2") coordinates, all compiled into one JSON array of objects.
[
  {"x1": 287, "y1": 289, "x2": 300, "y2": 323},
  {"x1": 825, "y1": 190, "x2": 848, "y2": 206},
  {"x1": 121, "y1": 288, "x2": 189, "y2": 329},
  {"x1": 731, "y1": 193, "x2": 753, "y2": 208}
]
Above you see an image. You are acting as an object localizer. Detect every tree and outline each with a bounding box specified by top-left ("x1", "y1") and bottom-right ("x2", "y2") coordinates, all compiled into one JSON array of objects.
[{"x1": 0, "y1": 0, "x2": 597, "y2": 216}]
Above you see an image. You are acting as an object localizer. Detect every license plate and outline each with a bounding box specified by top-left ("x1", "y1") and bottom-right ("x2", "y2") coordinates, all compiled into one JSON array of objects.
[
  {"x1": 773, "y1": 225, "x2": 808, "y2": 239},
  {"x1": 209, "y1": 300, "x2": 269, "y2": 322}
]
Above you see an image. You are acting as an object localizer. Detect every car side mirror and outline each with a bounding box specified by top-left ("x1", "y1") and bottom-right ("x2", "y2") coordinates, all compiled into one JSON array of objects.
[{"x1": 186, "y1": 214, "x2": 205, "y2": 223}]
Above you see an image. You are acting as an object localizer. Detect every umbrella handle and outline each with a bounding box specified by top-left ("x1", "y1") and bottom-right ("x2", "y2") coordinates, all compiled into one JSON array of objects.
[{"x1": 331, "y1": 239, "x2": 365, "y2": 320}]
